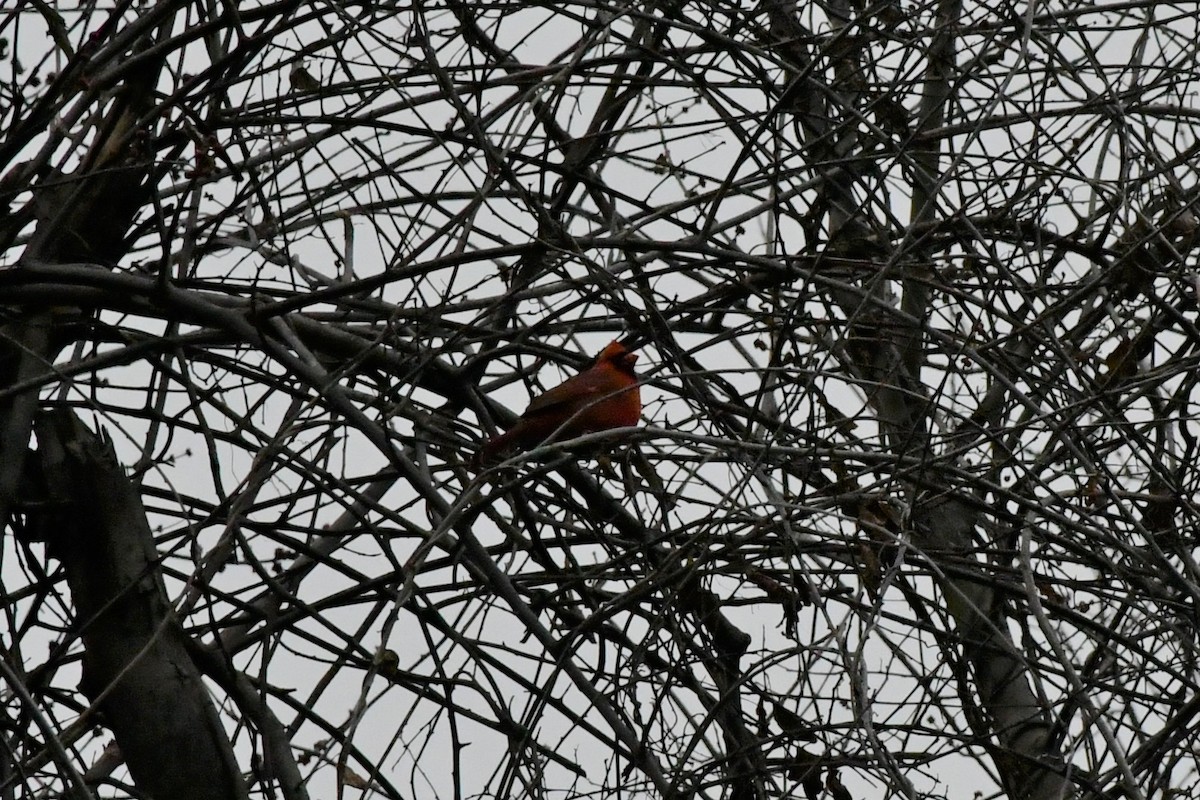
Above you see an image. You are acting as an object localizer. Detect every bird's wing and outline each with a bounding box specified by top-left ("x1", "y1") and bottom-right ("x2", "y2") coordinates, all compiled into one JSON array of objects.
[{"x1": 522, "y1": 370, "x2": 606, "y2": 418}]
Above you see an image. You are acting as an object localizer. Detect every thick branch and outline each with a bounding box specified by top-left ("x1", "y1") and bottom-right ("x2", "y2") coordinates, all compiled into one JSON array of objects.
[{"x1": 34, "y1": 408, "x2": 248, "y2": 800}]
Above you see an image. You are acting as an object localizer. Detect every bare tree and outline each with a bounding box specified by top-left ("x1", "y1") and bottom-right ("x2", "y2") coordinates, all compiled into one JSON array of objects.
[{"x1": 2, "y1": 1, "x2": 1198, "y2": 799}]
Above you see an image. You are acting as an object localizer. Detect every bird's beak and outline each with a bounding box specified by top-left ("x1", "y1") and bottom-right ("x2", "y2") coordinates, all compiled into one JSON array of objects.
[{"x1": 621, "y1": 353, "x2": 638, "y2": 367}]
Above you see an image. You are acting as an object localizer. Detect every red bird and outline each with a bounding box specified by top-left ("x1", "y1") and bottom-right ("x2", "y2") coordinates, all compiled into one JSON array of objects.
[{"x1": 477, "y1": 341, "x2": 641, "y2": 466}]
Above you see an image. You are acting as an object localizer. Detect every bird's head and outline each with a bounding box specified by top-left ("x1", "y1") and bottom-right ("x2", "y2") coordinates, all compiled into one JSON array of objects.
[{"x1": 597, "y1": 341, "x2": 638, "y2": 375}]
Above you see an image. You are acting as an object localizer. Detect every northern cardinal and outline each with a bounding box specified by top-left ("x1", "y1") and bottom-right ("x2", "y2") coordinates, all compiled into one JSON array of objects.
[{"x1": 476, "y1": 341, "x2": 641, "y2": 466}]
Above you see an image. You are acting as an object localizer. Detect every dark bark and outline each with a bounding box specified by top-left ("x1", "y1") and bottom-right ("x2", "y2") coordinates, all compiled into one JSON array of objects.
[
  {"x1": 34, "y1": 409, "x2": 247, "y2": 800},
  {"x1": 0, "y1": 39, "x2": 160, "y2": 531}
]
